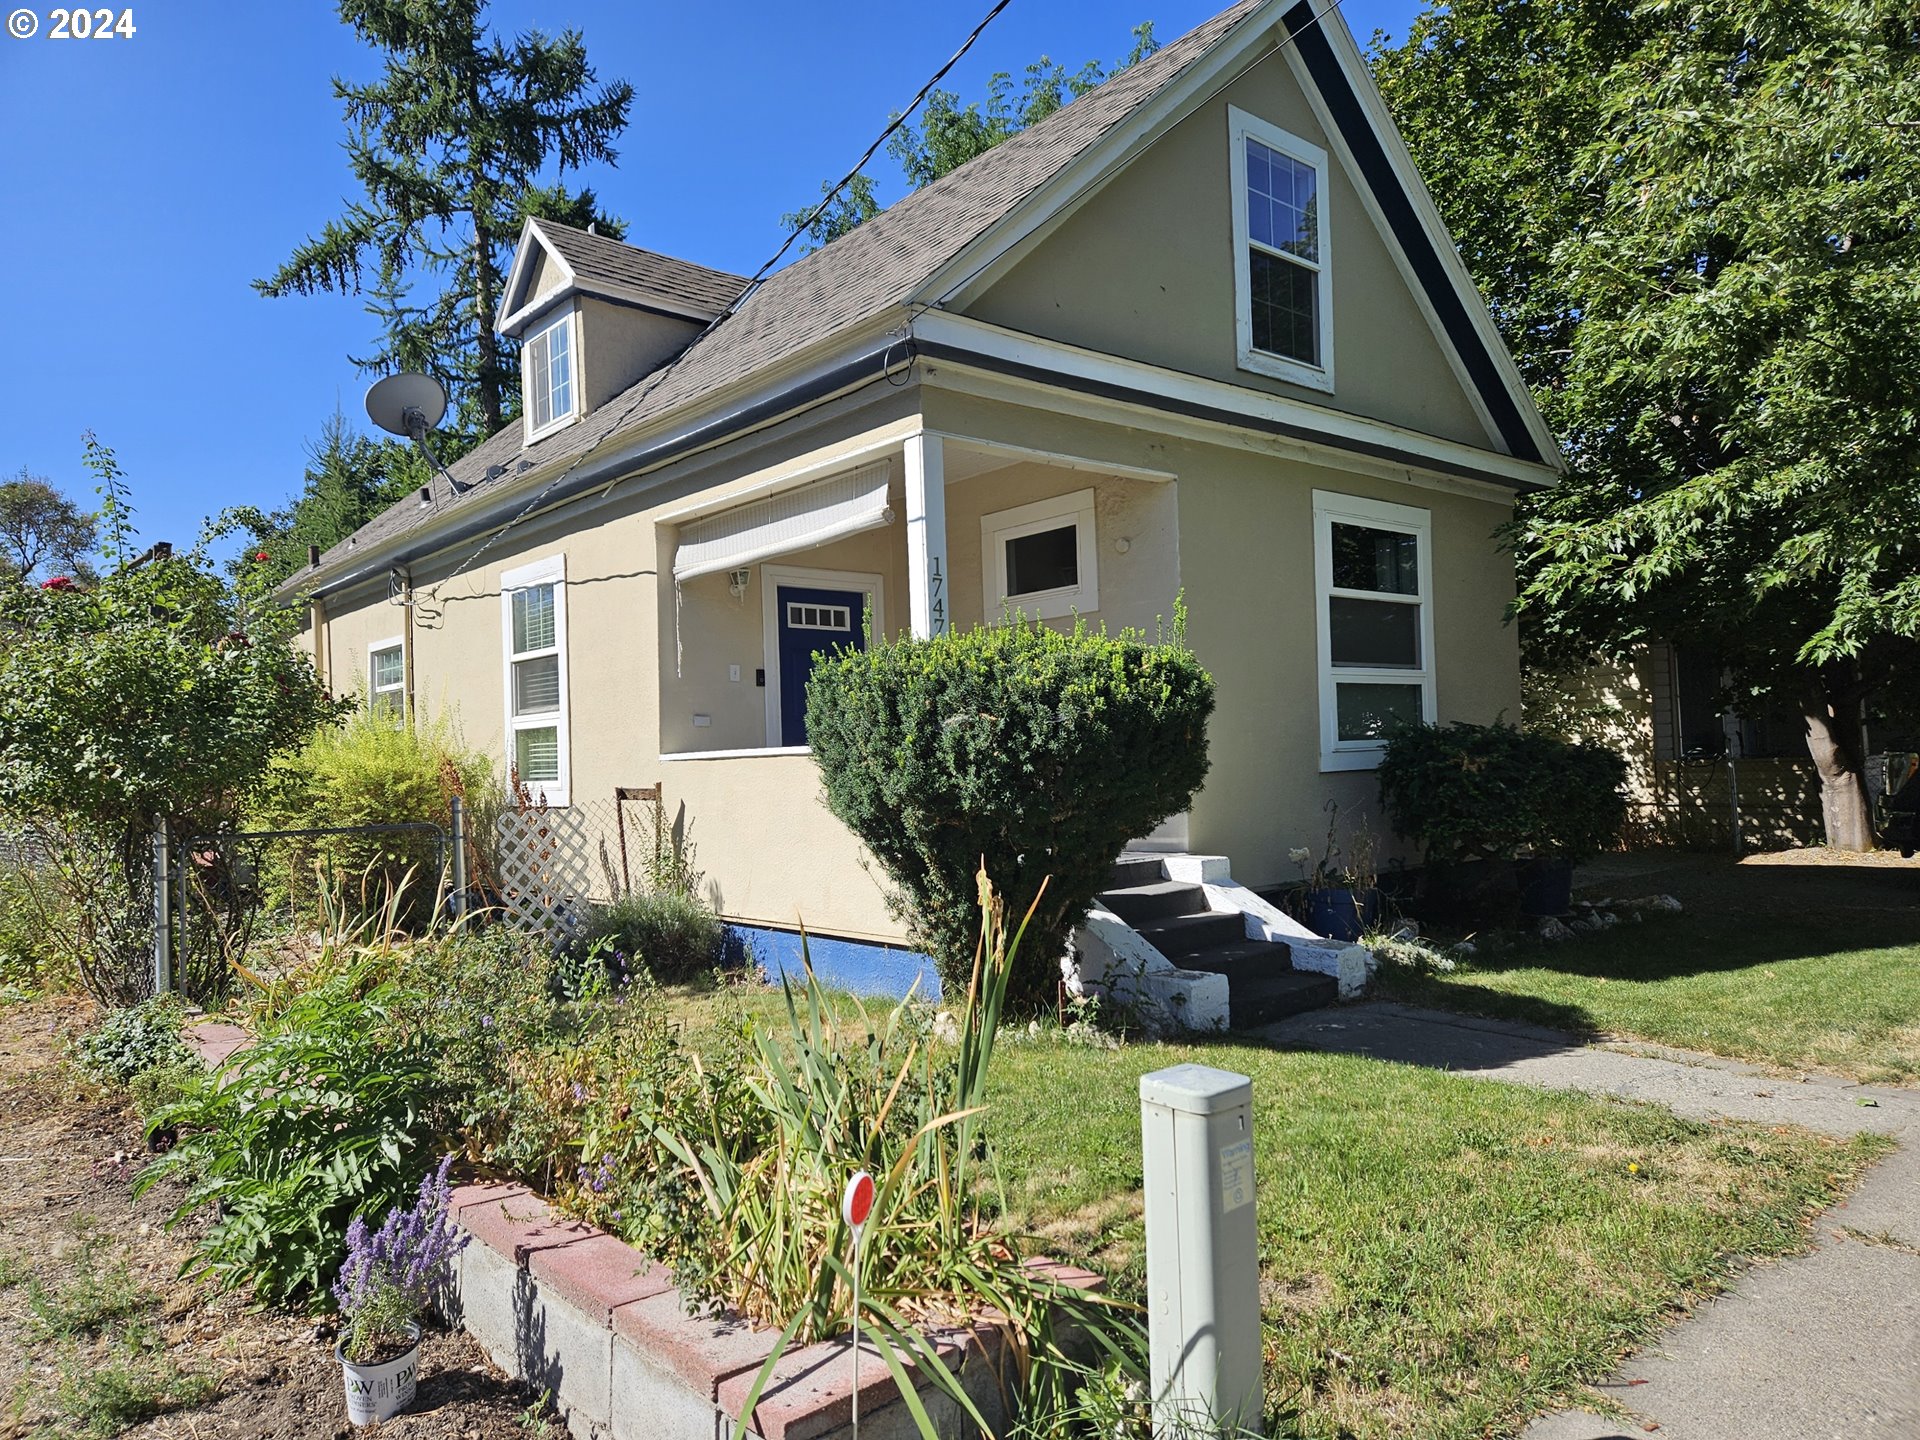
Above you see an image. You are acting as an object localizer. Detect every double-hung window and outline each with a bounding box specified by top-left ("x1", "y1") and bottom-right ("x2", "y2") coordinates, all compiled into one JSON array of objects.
[
  {"x1": 522, "y1": 309, "x2": 577, "y2": 441},
  {"x1": 1314, "y1": 492, "x2": 1434, "y2": 770},
  {"x1": 368, "y1": 638, "x2": 405, "y2": 718},
  {"x1": 1230, "y1": 107, "x2": 1332, "y2": 391},
  {"x1": 501, "y1": 555, "x2": 570, "y2": 805},
  {"x1": 980, "y1": 489, "x2": 1099, "y2": 621}
]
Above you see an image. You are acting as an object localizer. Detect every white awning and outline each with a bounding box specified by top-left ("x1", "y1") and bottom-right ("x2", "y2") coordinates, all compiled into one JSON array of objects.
[{"x1": 672, "y1": 462, "x2": 892, "y2": 583}]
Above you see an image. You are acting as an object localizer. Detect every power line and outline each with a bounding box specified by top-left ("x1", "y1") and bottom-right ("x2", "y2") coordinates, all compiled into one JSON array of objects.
[
  {"x1": 424, "y1": 0, "x2": 1353, "y2": 600},
  {"x1": 421, "y1": 0, "x2": 1020, "y2": 603}
]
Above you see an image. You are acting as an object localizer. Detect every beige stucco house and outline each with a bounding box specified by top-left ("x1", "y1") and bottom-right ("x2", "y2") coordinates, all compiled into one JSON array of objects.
[{"x1": 283, "y1": 0, "x2": 1562, "y2": 1004}]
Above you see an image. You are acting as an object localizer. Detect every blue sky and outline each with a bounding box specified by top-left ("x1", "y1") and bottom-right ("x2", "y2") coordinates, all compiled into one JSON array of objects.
[{"x1": 0, "y1": 0, "x2": 1419, "y2": 559}]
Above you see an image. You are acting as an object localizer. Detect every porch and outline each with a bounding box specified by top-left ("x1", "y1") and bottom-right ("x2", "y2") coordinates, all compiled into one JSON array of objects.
[{"x1": 654, "y1": 427, "x2": 1182, "y2": 946}]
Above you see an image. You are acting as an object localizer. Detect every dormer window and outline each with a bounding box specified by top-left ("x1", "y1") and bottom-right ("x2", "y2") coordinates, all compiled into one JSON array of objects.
[
  {"x1": 522, "y1": 308, "x2": 578, "y2": 441},
  {"x1": 1230, "y1": 107, "x2": 1333, "y2": 392}
]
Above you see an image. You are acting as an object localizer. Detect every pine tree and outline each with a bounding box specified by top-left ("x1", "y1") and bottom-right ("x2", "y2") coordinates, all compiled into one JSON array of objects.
[
  {"x1": 257, "y1": 0, "x2": 634, "y2": 442},
  {"x1": 232, "y1": 413, "x2": 420, "y2": 586}
]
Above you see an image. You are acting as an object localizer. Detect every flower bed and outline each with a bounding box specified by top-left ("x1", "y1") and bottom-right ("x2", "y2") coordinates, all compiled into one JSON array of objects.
[{"x1": 441, "y1": 1179, "x2": 1100, "y2": 1440}]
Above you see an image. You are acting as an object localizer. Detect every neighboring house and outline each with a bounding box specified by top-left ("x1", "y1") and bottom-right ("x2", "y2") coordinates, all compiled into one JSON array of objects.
[
  {"x1": 282, "y1": 0, "x2": 1563, "y2": 999},
  {"x1": 1539, "y1": 647, "x2": 1823, "y2": 850}
]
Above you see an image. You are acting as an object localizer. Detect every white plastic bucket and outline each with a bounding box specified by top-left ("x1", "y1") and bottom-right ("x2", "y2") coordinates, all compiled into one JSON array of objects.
[{"x1": 337, "y1": 1323, "x2": 420, "y2": 1425}]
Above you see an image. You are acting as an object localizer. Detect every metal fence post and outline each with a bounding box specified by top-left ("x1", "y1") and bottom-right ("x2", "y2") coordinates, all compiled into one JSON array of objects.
[
  {"x1": 150, "y1": 815, "x2": 172, "y2": 995},
  {"x1": 449, "y1": 796, "x2": 468, "y2": 920},
  {"x1": 1141, "y1": 1064, "x2": 1262, "y2": 1436}
]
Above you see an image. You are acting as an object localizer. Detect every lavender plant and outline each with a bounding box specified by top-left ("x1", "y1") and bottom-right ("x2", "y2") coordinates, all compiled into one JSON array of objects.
[{"x1": 333, "y1": 1155, "x2": 468, "y2": 1362}]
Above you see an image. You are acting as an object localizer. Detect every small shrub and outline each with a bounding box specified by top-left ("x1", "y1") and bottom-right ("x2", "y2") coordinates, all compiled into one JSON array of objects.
[
  {"x1": 137, "y1": 980, "x2": 457, "y2": 1305},
  {"x1": 70, "y1": 994, "x2": 190, "y2": 1084},
  {"x1": 807, "y1": 610, "x2": 1214, "y2": 1008},
  {"x1": 248, "y1": 708, "x2": 496, "y2": 929},
  {"x1": 334, "y1": 1156, "x2": 468, "y2": 1362},
  {"x1": 0, "y1": 862, "x2": 73, "y2": 993},
  {"x1": 1376, "y1": 721, "x2": 1627, "y2": 864},
  {"x1": 571, "y1": 891, "x2": 724, "y2": 984}
]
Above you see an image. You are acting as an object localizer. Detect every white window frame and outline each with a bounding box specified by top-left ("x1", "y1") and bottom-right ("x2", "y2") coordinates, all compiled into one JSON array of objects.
[
  {"x1": 501, "y1": 554, "x2": 571, "y2": 806},
  {"x1": 1313, "y1": 491, "x2": 1435, "y2": 772},
  {"x1": 760, "y1": 564, "x2": 885, "y2": 750},
  {"x1": 368, "y1": 635, "x2": 405, "y2": 718},
  {"x1": 521, "y1": 306, "x2": 580, "y2": 444},
  {"x1": 1229, "y1": 106, "x2": 1334, "y2": 393},
  {"x1": 980, "y1": 488, "x2": 1100, "y2": 622}
]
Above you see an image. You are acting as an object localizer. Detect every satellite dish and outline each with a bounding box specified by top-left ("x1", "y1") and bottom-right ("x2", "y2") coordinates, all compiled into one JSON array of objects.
[{"x1": 365, "y1": 373, "x2": 448, "y2": 441}]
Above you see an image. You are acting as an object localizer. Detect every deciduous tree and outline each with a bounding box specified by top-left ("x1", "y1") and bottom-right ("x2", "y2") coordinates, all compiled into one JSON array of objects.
[
  {"x1": 1375, "y1": 0, "x2": 1920, "y2": 848},
  {"x1": 783, "y1": 24, "x2": 1158, "y2": 251},
  {"x1": 0, "y1": 469, "x2": 95, "y2": 584}
]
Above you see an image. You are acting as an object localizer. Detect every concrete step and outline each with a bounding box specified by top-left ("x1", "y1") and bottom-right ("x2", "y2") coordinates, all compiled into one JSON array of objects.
[
  {"x1": 1174, "y1": 940, "x2": 1296, "y2": 984},
  {"x1": 1134, "y1": 910, "x2": 1248, "y2": 957},
  {"x1": 1109, "y1": 854, "x2": 1166, "y2": 890},
  {"x1": 1098, "y1": 880, "x2": 1207, "y2": 926},
  {"x1": 1229, "y1": 970, "x2": 1339, "y2": 1029}
]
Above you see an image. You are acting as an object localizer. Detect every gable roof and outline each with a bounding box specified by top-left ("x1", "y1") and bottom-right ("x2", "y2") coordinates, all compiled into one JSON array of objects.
[
  {"x1": 293, "y1": 0, "x2": 1553, "y2": 598},
  {"x1": 295, "y1": 0, "x2": 1271, "y2": 595},
  {"x1": 496, "y1": 220, "x2": 749, "y2": 328}
]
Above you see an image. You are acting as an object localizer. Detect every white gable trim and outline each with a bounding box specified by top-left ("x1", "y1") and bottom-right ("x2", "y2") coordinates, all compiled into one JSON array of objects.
[
  {"x1": 914, "y1": 0, "x2": 1559, "y2": 472},
  {"x1": 912, "y1": 309, "x2": 1557, "y2": 494},
  {"x1": 495, "y1": 219, "x2": 578, "y2": 336}
]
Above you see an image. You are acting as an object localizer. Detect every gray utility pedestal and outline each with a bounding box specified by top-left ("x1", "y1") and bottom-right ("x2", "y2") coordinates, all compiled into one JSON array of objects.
[{"x1": 1140, "y1": 1063, "x2": 1263, "y2": 1436}]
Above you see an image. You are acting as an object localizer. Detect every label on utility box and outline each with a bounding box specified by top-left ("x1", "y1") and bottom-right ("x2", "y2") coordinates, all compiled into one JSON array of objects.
[{"x1": 1219, "y1": 1139, "x2": 1254, "y2": 1212}]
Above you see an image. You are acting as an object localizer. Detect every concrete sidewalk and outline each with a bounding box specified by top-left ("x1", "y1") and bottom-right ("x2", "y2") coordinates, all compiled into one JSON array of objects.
[{"x1": 1257, "y1": 1002, "x2": 1920, "y2": 1440}]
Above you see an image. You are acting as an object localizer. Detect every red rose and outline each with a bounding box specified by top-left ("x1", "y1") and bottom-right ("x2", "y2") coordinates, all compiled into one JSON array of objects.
[
  {"x1": 255, "y1": 551, "x2": 270, "y2": 563},
  {"x1": 39, "y1": 576, "x2": 73, "y2": 591}
]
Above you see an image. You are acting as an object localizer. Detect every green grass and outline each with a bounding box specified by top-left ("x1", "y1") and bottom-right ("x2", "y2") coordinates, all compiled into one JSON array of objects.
[
  {"x1": 984, "y1": 1033, "x2": 1883, "y2": 1440},
  {"x1": 1381, "y1": 852, "x2": 1920, "y2": 1082},
  {"x1": 26, "y1": 1244, "x2": 155, "y2": 1340},
  {"x1": 663, "y1": 979, "x2": 1883, "y2": 1439}
]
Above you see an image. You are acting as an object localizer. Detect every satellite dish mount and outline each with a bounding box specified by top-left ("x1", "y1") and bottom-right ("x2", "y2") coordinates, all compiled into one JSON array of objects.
[{"x1": 365, "y1": 373, "x2": 468, "y2": 493}]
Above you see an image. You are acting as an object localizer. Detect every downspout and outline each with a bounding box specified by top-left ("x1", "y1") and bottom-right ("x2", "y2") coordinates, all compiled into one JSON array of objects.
[{"x1": 306, "y1": 545, "x2": 330, "y2": 693}]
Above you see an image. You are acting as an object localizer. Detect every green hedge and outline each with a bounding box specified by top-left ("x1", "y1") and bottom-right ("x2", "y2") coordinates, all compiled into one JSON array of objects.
[
  {"x1": 806, "y1": 612, "x2": 1214, "y2": 1007},
  {"x1": 1376, "y1": 721, "x2": 1628, "y2": 866}
]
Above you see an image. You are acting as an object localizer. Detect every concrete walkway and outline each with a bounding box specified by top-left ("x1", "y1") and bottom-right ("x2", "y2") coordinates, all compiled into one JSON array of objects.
[{"x1": 1257, "y1": 1003, "x2": 1920, "y2": 1440}]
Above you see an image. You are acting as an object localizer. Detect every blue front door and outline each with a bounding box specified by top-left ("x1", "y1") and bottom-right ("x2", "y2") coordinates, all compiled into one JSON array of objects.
[{"x1": 777, "y1": 585, "x2": 866, "y2": 746}]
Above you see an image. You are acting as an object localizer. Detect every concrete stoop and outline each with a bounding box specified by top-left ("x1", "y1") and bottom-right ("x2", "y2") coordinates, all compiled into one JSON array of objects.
[
  {"x1": 443, "y1": 1181, "x2": 1101, "y2": 1440},
  {"x1": 1067, "y1": 853, "x2": 1372, "y2": 1034}
]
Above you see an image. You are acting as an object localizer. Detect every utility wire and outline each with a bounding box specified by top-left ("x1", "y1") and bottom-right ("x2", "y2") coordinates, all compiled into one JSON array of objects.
[
  {"x1": 423, "y1": 0, "x2": 1352, "y2": 601},
  {"x1": 420, "y1": 0, "x2": 1019, "y2": 603}
]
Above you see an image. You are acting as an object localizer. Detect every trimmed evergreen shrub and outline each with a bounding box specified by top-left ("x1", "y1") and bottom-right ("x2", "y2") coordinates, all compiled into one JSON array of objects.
[
  {"x1": 806, "y1": 612, "x2": 1215, "y2": 1008},
  {"x1": 1377, "y1": 720, "x2": 1628, "y2": 865}
]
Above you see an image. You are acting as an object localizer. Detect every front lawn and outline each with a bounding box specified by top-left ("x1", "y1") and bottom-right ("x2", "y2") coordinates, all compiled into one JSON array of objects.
[
  {"x1": 984, "y1": 1032, "x2": 1880, "y2": 1440},
  {"x1": 674, "y1": 986, "x2": 1884, "y2": 1440},
  {"x1": 1382, "y1": 850, "x2": 1920, "y2": 1082}
]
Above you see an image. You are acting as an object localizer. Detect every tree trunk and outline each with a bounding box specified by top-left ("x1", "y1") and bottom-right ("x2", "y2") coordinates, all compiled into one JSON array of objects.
[
  {"x1": 1802, "y1": 698, "x2": 1873, "y2": 850},
  {"x1": 474, "y1": 212, "x2": 501, "y2": 434}
]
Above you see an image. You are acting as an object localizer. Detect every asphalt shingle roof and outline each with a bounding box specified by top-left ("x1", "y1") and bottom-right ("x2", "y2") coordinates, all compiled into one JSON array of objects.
[
  {"x1": 298, "y1": 0, "x2": 1266, "y2": 592},
  {"x1": 535, "y1": 222, "x2": 748, "y2": 316}
]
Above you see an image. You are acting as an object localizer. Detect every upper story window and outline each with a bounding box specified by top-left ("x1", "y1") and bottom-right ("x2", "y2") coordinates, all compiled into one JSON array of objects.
[
  {"x1": 368, "y1": 638, "x2": 404, "y2": 718},
  {"x1": 1230, "y1": 107, "x2": 1332, "y2": 393},
  {"x1": 1313, "y1": 491, "x2": 1433, "y2": 771},
  {"x1": 501, "y1": 555, "x2": 570, "y2": 806},
  {"x1": 522, "y1": 309, "x2": 578, "y2": 441},
  {"x1": 981, "y1": 489, "x2": 1099, "y2": 621}
]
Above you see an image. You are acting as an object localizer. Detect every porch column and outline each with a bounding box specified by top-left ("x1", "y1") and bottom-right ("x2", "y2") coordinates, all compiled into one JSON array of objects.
[{"x1": 903, "y1": 432, "x2": 949, "y2": 639}]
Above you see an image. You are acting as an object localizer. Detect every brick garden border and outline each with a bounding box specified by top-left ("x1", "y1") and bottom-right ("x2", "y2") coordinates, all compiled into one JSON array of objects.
[{"x1": 179, "y1": 1017, "x2": 1101, "y2": 1440}]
